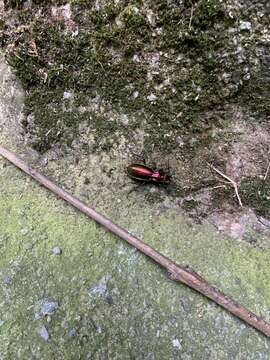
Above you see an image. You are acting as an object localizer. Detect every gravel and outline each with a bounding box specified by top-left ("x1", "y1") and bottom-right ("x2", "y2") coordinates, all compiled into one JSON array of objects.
[{"x1": 37, "y1": 326, "x2": 49, "y2": 341}]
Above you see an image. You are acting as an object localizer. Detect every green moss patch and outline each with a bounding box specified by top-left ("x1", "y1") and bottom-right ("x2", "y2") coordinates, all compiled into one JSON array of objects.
[{"x1": 2, "y1": 0, "x2": 268, "y2": 153}]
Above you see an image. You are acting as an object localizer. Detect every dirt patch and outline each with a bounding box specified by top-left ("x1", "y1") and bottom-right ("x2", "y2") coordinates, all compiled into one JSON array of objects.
[
  {"x1": 208, "y1": 208, "x2": 270, "y2": 244},
  {"x1": 210, "y1": 108, "x2": 270, "y2": 182}
]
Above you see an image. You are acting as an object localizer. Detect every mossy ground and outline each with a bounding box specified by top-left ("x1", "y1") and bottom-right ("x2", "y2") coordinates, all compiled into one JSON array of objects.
[
  {"x1": 1, "y1": 2, "x2": 270, "y2": 356},
  {"x1": 241, "y1": 177, "x2": 270, "y2": 219},
  {"x1": 1, "y1": 0, "x2": 269, "y2": 153},
  {"x1": 1, "y1": 0, "x2": 269, "y2": 218}
]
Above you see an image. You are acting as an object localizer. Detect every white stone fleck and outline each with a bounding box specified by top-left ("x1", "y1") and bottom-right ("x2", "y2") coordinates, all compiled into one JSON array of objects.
[
  {"x1": 146, "y1": 9, "x2": 156, "y2": 27},
  {"x1": 172, "y1": 338, "x2": 182, "y2": 349},
  {"x1": 37, "y1": 326, "x2": 49, "y2": 341},
  {"x1": 176, "y1": 136, "x2": 184, "y2": 147},
  {"x1": 222, "y1": 72, "x2": 231, "y2": 84},
  {"x1": 21, "y1": 228, "x2": 29, "y2": 236},
  {"x1": 243, "y1": 73, "x2": 250, "y2": 81},
  {"x1": 72, "y1": 28, "x2": 79, "y2": 37},
  {"x1": 239, "y1": 21, "x2": 252, "y2": 31},
  {"x1": 52, "y1": 247, "x2": 62, "y2": 255},
  {"x1": 155, "y1": 27, "x2": 163, "y2": 35},
  {"x1": 149, "y1": 53, "x2": 160, "y2": 69},
  {"x1": 115, "y1": 18, "x2": 123, "y2": 27},
  {"x1": 147, "y1": 93, "x2": 157, "y2": 102},
  {"x1": 163, "y1": 78, "x2": 171, "y2": 86},
  {"x1": 63, "y1": 91, "x2": 73, "y2": 100},
  {"x1": 131, "y1": 90, "x2": 139, "y2": 99},
  {"x1": 132, "y1": 54, "x2": 140, "y2": 63}
]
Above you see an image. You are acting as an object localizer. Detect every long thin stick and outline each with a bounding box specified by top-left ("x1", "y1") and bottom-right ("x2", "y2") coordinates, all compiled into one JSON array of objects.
[{"x1": 0, "y1": 145, "x2": 270, "y2": 337}]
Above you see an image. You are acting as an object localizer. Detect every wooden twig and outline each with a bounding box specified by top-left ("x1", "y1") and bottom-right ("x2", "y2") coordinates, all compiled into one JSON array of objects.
[
  {"x1": 207, "y1": 162, "x2": 243, "y2": 207},
  {"x1": 0, "y1": 145, "x2": 270, "y2": 337}
]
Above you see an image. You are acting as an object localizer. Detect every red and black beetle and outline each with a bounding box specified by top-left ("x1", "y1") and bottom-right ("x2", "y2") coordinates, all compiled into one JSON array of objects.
[{"x1": 127, "y1": 163, "x2": 171, "y2": 184}]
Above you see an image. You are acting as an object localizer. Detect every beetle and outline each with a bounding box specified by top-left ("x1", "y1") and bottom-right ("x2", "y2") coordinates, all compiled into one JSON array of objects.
[{"x1": 127, "y1": 163, "x2": 171, "y2": 184}]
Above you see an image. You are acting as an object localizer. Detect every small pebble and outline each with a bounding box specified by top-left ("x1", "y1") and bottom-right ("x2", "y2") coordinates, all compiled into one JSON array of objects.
[
  {"x1": 0, "y1": 320, "x2": 5, "y2": 327},
  {"x1": 3, "y1": 276, "x2": 12, "y2": 285},
  {"x1": 169, "y1": 317, "x2": 177, "y2": 325},
  {"x1": 21, "y1": 228, "x2": 29, "y2": 236},
  {"x1": 146, "y1": 9, "x2": 156, "y2": 27},
  {"x1": 163, "y1": 78, "x2": 170, "y2": 86},
  {"x1": 72, "y1": 27, "x2": 79, "y2": 37},
  {"x1": 239, "y1": 21, "x2": 252, "y2": 31},
  {"x1": 147, "y1": 93, "x2": 157, "y2": 102},
  {"x1": 92, "y1": 95, "x2": 101, "y2": 104},
  {"x1": 88, "y1": 276, "x2": 113, "y2": 305},
  {"x1": 34, "y1": 299, "x2": 59, "y2": 319},
  {"x1": 180, "y1": 297, "x2": 190, "y2": 312},
  {"x1": 115, "y1": 18, "x2": 123, "y2": 27},
  {"x1": 243, "y1": 73, "x2": 251, "y2": 81},
  {"x1": 176, "y1": 136, "x2": 184, "y2": 147},
  {"x1": 131, "y1": 90, "x2": 139, "y2": 99},
  {"x1": 133, "y1": 54, "x2": 140, "y2": 62},
  {"x1": 52, "y1": 247, "x2": 62, "y2": 255},
  {"x1": 37, "y1": 326, "x2": 49, "y2": 341},
  {"x1": 68, "y1": 328, "x2": 77, "y2": 338},
  {"x1": 89, "y1": 284, "x2": 107, "y2": 296},
  {"x1": 40, "y1": 156, "x2": 48, "y2": 166},
  {"x1": 63, "y1": 91, "x2": 73, "y2": 100},
  {"x1": 43, "y1": 301, "x2": 58, "y2": 315},
  {"x1": 172, "y1": 338, "x2": 181, "y2": 349}
]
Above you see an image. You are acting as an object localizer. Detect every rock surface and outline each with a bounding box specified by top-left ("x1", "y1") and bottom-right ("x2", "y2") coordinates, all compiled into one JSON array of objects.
[
  {"x1": 0, "y1": 51, "x2": 270, "y2": 359},
  {"x1": 0, "y1": 0, "x2": 270, "y2": 358}
]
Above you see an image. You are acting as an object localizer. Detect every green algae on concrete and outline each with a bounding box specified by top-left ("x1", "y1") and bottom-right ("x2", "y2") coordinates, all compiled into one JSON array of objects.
[{"x1": 0, "y1": 163, "x2": 270, "y2": 359}]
